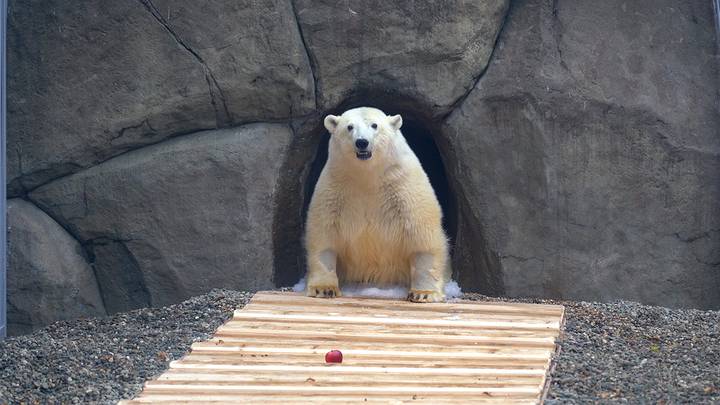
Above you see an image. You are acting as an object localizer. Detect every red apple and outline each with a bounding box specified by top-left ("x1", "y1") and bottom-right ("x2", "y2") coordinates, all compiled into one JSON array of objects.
[{"x1": 325, "y1": 349, "x2": 343, "y2": 363}]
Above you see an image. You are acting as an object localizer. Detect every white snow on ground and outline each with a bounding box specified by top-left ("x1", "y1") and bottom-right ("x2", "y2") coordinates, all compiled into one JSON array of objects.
[
  {"x1": 444, "y1": 280, "x2": 462, "y2": 299},
  {"x1": 292, "y1": 277, "x2": 462, "y2": 299}
]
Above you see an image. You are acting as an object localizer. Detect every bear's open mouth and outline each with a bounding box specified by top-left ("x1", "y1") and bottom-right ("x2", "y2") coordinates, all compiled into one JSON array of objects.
[{"x1": 356, "y1": 151, "x2": 372, "y2": 160}]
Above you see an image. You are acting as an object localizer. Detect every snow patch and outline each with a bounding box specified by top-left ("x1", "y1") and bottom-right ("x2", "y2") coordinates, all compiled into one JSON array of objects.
[
  {"x1": 444, "y1": 279, "x2": 462, "y2": 299},
  {"x1": 291, "y1": 277, "x2": 462, "y2": 299}
]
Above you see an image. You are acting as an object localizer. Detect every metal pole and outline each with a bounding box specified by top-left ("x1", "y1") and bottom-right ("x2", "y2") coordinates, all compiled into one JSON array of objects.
[
  {"x1": 0, "y1": 0, "x2": 6, "y2": 339},
  {"x1": 715, "y1": 0, "x2": 720, "y2": 51}
]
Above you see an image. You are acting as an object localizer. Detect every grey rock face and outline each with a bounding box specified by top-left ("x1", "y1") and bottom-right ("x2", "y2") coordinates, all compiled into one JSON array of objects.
[
  {"x1": 30, "y1": 124, "x2": 292, "y2": 311},
  {"x1": 443, "y1": 0, "x2": 720, "y2": 309},
  {"x1": 141, "y1": 0, "x2": 315, "y2": 120},
  {"x1": 6, "y1": 0, "x2": 720, "y2": 313},
  {"x1": 7, "y1": 0, "x2": 313, "y2": 195},
  {"x1": 295, "y1": 0, "x2": 509, "y2": 115},
  {"x1": 7, "y1": 199, "x2": 106, "y2": 335}
]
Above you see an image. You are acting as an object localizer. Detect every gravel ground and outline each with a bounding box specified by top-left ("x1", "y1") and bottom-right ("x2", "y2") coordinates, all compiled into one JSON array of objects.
[
  {"x1": 463, "y1": 293, "x2": 720, "y2": 404},
  {"x1": 1, "y1": 290, "x2": 718, "y2": 404},
  {"x1": 545, "y1": 300, "x2": 720, "y2": 404},
  {"x1": 0, "y1": 290, "x2": 252, "y2": 404}
]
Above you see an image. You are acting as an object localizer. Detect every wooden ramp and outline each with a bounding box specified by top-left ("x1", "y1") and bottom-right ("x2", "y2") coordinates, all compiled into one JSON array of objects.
[{"x1": 121, "y1": 291, "x2": 564, "y2": 404}]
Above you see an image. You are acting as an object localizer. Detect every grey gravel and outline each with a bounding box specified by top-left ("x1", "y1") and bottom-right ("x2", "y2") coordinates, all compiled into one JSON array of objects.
[
  {"x1": 548, "y1": 300, "x2": 720, "y2": 404},
  {"x1": 464, "y1": 293, "x2": 720, "y2": 404},
  {"x1": 1, "y1": 290, "x2": 719, "y2": 404},
  {"x1": 0, "y1": 289, "x2": 251, "y2": 404}
]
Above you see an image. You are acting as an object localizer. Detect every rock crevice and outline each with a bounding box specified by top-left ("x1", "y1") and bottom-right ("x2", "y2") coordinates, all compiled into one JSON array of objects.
[
  {"x1": 6, "y1": 199, "x2": 107, "y2": 335},
  {"x1": 442, "y1": 0, "x2": 512, "y2": 118},
  {"x1": 138, "y1": 0, "x2": 232, "y2": 127},
  {"x1": 289, "y1": 0, "x2": 319, "y2": 112},
  {"x1": 30, "y1": 123, "x2": 293, "y2": 311},
  {"x1": 7, "y1": 0, "x2": 315, "y2": 193}
]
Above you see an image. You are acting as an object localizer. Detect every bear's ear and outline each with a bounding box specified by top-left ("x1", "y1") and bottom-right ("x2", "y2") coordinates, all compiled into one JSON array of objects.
[
  {"x1": 324, "y1": 115, "x2": 340, "y2": 133},
  {"x1": 388, "y1": 114, "x2": 403, "y2": 131}
]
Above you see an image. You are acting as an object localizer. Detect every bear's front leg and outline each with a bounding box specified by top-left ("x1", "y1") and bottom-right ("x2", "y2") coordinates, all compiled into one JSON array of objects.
[
  {"x1": 407, "y1": 252, "x2": 445, "y2": 303},
  {"x1": 306, "y1": 249, "x2": 342, "y2": 298}
]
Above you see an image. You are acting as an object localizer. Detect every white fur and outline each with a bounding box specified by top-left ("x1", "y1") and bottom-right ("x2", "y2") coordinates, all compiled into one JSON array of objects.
[{"x1": 304, "y1": 107, "x2": 451, "y2": 302}]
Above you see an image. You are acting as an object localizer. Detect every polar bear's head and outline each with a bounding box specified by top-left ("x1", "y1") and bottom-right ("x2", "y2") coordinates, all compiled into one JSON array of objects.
[{"x1": 324, "y1": 107, "x2": 403, "y2": 163}]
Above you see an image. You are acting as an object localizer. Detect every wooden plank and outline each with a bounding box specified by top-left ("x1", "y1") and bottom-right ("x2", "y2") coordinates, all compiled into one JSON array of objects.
[
  {"x1": 189, "y1": 342, "x2": 553, "y2": 360},
  {"x1": 120, "y1": 393, "x2": 537, "y2": 405},
  {"x1": 219, "y1": 320, "x2": 559, "y2": 338},
  {"x1": 251, "y1": 292, "x2": 564, "y2": 316},
  {"x1": 122, "y1": 291, "x2": 563, "y2": 404},
  {"x1": 154, "y1": 371, "x2": 543, "y2": 386},
  {"x1": 232, "y1": 311, "x2": 560, "y2": 331},
  {"x1": 201, "y1": 337, "x2": 554, "y2": 355},
  {"x1": 148, "y1": 380, "x2": 542, "y2": 390},
  {"x1": 167, "y1": 363, "x2": 547, "y2": 377},
  {"x1": 186, "y1": 350, "x2": 549, "y2": 365},
  {"x1": 177, "y1": 355, "x2": 546, "y2": 369},
  {"x1": 213, "y1": 327, "x2": 557, "y2": 348},
  {"x1": 540, "y1": 305, "x2": 566, "y2": 404},
  {"x1": 242, "y1": 302, "x2": 560, "y2": 322},
  {"x1": 253, "y1": 291, "x2": 564, "y2": 311},
  {"x1": 141, "y1": 383, "x2": 542, "y2": 396},
  {"x1": 158, "y1": 367, "x2": 546, "y2": 381},
  {"x1": 219, "y1": 322, "x2": 557, "y2": 339}
]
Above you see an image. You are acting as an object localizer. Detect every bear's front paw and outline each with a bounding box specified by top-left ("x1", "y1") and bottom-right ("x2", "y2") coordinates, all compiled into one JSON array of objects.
[
  {"x1": 407, "y1": 289, "x2": 444, "y2": 303},
  {"x1": 307, "y1": 285, "x2": 342, "y2": 298}
]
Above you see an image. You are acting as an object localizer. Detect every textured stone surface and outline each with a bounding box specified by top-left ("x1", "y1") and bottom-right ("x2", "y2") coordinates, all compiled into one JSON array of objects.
[
  {"x1": 6, "y1": 0, "x2": 720, "y2": 312},
  {"x1": 443, "y1": 0, "x2": 720, "y2": 309},
  {"x1": 295, "y1": 0, "x2": 509, "y2": 115},
  {"x1": 143, "y1": 0, "x2": 315, "y2": 119},
  {"x1": 7, "y1": 199, "x2": 106, "y2": 335},
  {"x1": 30, "y1": 124, "x2": 292, "y2": 311},
  {"x1": 7, "y1": 0, "x2": 313, "y2": 195}
]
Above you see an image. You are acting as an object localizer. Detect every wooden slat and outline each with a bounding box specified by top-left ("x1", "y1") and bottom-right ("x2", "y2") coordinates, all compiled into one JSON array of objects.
[
  {"x1": 189, "y1": 342, "x2": 553, "y2": 360},
  {"x1": 219, "y1": 320, "x2": 559, "y2": 338},
  {"x1": 201, "y1": 337, "x2": 554, "y2": 355},
  {"x1": 155, "y1": 371, "x2": 543, "y2": 386},
  {"x1": 180, "y1": 355, "x2": 546, "y2": 366},
  {"x1": 121, "y1": 291, "x2": 564, "y2": 404},
  {"x1": 244, "y1": 301, "x2": 559, "y2": 322},
  {"x1": 232, "y1": 311, "x2": 560, "y2": 330},
  {"x1": 214, "y1": 327, "x2": 557, "y2": 348},
  {"x1": 166, "y1": 363, "x2": 547, "y2": 376},
  {"x1": 126, "y1": 393, "x2": 537, "y2": 405},
  {"x1": 250, "y1": 291, "x2": 564, "y2": 316},
  {"x1": 177, "y1": 355, "x2": 546, "y2": 369},
  {"x1": 141, "y1": 383, "x2": 542, "y2": 396}
]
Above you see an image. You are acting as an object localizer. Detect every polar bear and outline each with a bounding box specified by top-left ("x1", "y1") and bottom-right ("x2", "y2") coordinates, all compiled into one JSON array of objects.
[{"x1": 304, "y1": 107, "x2": 450, "y2": 302}]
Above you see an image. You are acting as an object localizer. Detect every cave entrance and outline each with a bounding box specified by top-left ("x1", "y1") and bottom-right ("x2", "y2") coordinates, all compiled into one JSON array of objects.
[
  {"x1": 276, "y1": 112, "x2": 457, "y2": 287},
  {"x1": 272, "y1": 100, "x2": 504, "y2": 296}
]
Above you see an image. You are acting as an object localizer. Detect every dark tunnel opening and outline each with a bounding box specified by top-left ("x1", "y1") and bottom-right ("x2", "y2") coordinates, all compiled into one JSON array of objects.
[{"x1": 272, "y1": 92, "x2": 504, "y2": 296}]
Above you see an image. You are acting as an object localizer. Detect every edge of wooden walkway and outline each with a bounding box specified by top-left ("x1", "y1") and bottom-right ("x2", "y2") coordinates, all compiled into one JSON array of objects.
[{"x1": 120, "y1": 291, "x2": 565, "y2": 404}]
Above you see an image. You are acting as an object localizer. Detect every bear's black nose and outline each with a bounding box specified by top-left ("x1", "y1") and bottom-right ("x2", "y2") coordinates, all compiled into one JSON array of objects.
[{"x1": 355, "y1": 138, "x2": 369, "y2": 149}]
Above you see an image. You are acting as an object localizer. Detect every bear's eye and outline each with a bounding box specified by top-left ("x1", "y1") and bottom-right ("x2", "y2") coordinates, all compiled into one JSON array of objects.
[
  {"x1": 347, "y1": 125, "x2": 354, "y2": 131},
  {"x1": 371, "y1": 123, "x2": 377, "y2": 129}
]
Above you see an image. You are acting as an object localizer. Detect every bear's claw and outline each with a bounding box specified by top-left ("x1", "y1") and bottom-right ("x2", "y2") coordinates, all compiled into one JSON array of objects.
[
  {"x1": 307, "y1": 285, "x2": 342, "y2": 298},
  {"x1": 407, "y1": 289, "x2": 444, "y2": 303}
]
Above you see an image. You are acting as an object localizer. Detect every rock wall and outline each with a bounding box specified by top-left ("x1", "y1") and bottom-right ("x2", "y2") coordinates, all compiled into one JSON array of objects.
[
  {"x1": 30, "y1": 124, "x2": 291, "y2": 312},
  {"x1": 444, "y1": 0, "x2": 720, "y2": 309},
  {"x1": 7, "y1": 200, "x2": 106, "y2": 335},
  {"x1": 6, "y1": 0, "x2": 720, "y2": 332},
  {"x1": 7, "y1": 0, "x2": 313, "y2": 195}
]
